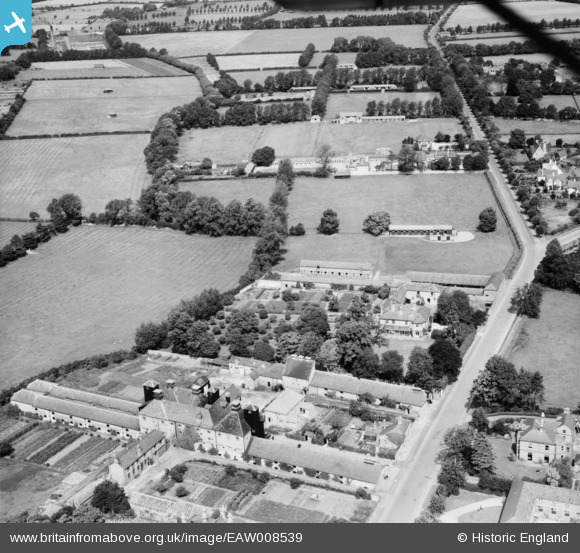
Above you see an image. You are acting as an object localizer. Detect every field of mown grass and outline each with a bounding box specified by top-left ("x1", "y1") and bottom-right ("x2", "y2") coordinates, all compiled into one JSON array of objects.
[
  {"x1": 179, "y1": 178, "x2": 275, "y2": 206},
  {"x1": 509, "y1": 290, "x2": 580, "y2": 408},
  {"x1": 136, "y1": 25, "x2": 427, "y2": 58},
  {"x1": 447, "y1": 1, "x2": 580, "y2": 28},
  {"x1": 177, "y1": 119, "x2": 462, "y2": 164},
  {"x1": 325, "y1": 91, "x2": 440, "y2": 118},
  {"x1": 9, "y1": 77, "x2": 201, "y2": 136},
  {"x1": 0, "y1": 226, "x2": 255, "y2": 389},
  {"x1": 276, "y1": 173, "x2": 513, "y2": 276},
  {"x1": 493, "y1": 117, "x2": 580, "y2": 136},
  {"x1": 0, "y1": 136, "x2": 150, "y2": 219},
  {"x1": 0, "y1": 222, "x2": 36, "y2": 245}
]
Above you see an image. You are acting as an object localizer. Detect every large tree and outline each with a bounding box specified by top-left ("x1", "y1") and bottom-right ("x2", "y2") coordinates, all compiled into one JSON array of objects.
[
  {"x1": 316, "y1": 144, "x2": 335, "y2": 177},
  {"x1": 351, "y1": 348, "x2": 380, "y2": 379},
  {"x1": 405, "y1": 347, "x2": 434, "y2": 391},
  {"x1": 379, "y1": 350, "x2": 404, "y2": 383},
  {"x1": 428, "y1": 338, "x2": 462, "y2": 383},
  {"x1": 469, "y1": 355, "x2": 520, "y2": 409},
  {"x1": 91, "y1": 481, "x2": 131, "y2": 515},
  {"x1": 478, "y1": 207, "x2": 497, "y2": 233},
  {"x1": 362, "y1": 211, "x2": 391, "y2": 236},
  {"x1": 510, "y1": 283, "x2": 544, "y2": 318},
  {"x1": 317, "y1": 209, "x2": 340, "y2": 235},
  {"x1": 534, "y1": 239, "x2": 575, "y2": 290},
  {"x1": 317, "y1": 339, "x2": 340, "y2": 372},
  {"x1": 335, "y1": 320, "x2": 373, "y2": 370},
  {"x1": 134, "y1": 321, "x2": 168, "y2": 353},
  {"x1": 251, "y1": 146, "x2": 276, "y2": 167},
  {"x1": 296, "y1": 305, "x2": 330, "y2": 338}
]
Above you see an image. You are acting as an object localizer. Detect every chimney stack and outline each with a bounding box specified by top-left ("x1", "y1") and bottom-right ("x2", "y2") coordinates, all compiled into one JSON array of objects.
[{"x1": 225, "y1": 392, "x2": 231, "y2": 404}]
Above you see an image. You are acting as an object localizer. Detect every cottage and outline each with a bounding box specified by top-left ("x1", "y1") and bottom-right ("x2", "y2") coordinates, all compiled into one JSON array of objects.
[
  {"x1": 246, "y1": 437, "x2": 387, "y2": 489},
  {"x1": 109, "y1": 430, "x2": 169, "y2": 485}
]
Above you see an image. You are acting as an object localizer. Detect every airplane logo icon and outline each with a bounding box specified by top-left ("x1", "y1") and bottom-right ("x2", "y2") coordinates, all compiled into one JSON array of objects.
[{"x1": 4, "y1": 12, "x2": 26, "y2": 34}]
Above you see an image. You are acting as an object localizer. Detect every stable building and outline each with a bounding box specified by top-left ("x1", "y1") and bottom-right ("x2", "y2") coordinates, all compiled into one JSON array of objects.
[
  {"x1": 299, "y1": 260, "x2": 373, "y2": 280},
  {"x1": 387, "y1": 224, "x2": 457, "y2": 241}
]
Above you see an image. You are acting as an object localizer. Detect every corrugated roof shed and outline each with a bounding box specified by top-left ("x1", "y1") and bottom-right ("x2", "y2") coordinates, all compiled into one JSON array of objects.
[
  {"x1": 309, "y1": 371, "x2": 427, "y2": 407},
  {"x1": 246, "y1": 438, "x2": 385, "y2": 484}
]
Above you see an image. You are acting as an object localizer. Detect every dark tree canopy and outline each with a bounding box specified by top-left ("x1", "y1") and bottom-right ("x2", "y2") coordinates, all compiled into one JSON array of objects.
[
  {"x1": 428, "y1": 338, "x2": 462, "y2": 383},
  {"x1": 251, "y1": 146, "x2": 276, "y2": 167},
  {"x1": 379, "y1": 350, "x2": 404, "y2": 383},
  {"x1": 91, "y1": 481, "x2": 131, "y2": 515},
  {"x1": 478, "y1": 207, "x2": 497, "y2": 233},
  {"x1": 362, "y1": 211, "x2": 391, "y2": 236},
  {"x1": 317, "y1": 209, "x2": 340, "y2": 235}
]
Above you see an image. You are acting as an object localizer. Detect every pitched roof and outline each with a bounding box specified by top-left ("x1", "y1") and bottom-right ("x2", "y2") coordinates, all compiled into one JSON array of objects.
[
  {"x1": 260, "y1": 363, "x2": 285, "y2": 380},
  {"x1": 309, "y1": 370, "x2": 427, "y2": 407},
  {"x1": 380, "y1": 305, "x2": 431, "y2": 324},
  {"x1": 26, "y1": 380, "x2": 141, "y2": 414},
  {"x1": 283, "y1": 356, "x2": 316, "y2": 381},
  {"x1": 214, "y1": 411, "x2": 251, "y2": 437},
  {"x1": 208, "y1": 385, "x2": 242, "y2": 425},
  {"x1": 246, "y1": 438, "x2": 386, "y2": 484},
  {"x1": 500, "y1": 480, "x2": 580, "y2": 523},
  {"x1": 12, "y1": 389, "x2": 140, "y2": 430},
  {"x1": 300, "y1": 260, "x2": 373, "y2": 272},
  {"x1": 485, "y1": 271, "x2": 505, "y2": 291},
  {"x1": 264, "y1": 390, "x2": 304, "y2": 415},
  {"x1": 389, "y1": 224, "x2": 453, "y2": 231},
  {"x1": 230, "y1": 357, "x2": 273, "y2": 372},
  {"x1": 520, "y1": 418, "x2": 558, "y2": 445},
  {"x1": 139, "y1": 399, "x2": 213, "y2": 429},
  {"x1": 407, "y1": 271, "x2": 490, "y2": 288},
  {"x1": 116, "y1": 430, "x2": 166, "y2": 469}
]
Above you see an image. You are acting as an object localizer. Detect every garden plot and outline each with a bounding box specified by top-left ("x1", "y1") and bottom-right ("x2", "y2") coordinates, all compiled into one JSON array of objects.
[
  {"x1": 216, "y1": 53, "x2": 300, "y2": 71},
  {"x1": 242, "y1": 498, "x2": 327, "y2": 523},
  {"x1": 9, "y1": 77, "x2": 201, "y2": 136},
  {"x1": 0, "y1": 226, "x2": 256, "y2": 389},
  {"x1": 0, "y1": 135, "x2": 150, "y2": 219},
  {"x1": 53, "y1": 436, "x2": 120, "y2": 471},
  {"x1": 13, "y1": 427, "x2": 65, "y2": 461}
]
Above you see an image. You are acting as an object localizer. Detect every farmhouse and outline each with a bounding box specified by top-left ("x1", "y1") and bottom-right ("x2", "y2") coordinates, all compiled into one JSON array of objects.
[
  {"x1": 516, "y1": 412, "x2": 580, "y2": 464},
  {"x1": 500, "y1": 480, "x2": 580, "y2": 523},
  {"x1": 300, "y1": 259, "x2": 374, "y2": 279},
  {"x1": 386, "y1": 224, "x2": 457, "y2": 241},
  {"x1": 378, "y1": 304, "x2": 432, "y2": 340},
  {"x1": 246, "y1": 437, "x2": 387, "y2": 489},
  {"x1": 308, "y1": 370, "x2": 428, "y2": 410},
  {"x1": 11, "y1": 380, "x2": 141, "y2": 439},
  {"x1": 109, "y1": 430, "x2": 169, "y2": 485}
]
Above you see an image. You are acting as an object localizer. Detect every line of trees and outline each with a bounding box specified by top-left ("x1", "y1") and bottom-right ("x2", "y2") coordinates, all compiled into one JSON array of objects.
[
  {"x1": 298, "y1": 43, "x2": 315, "y2": 68},
  {"x1": 311, "y1": 54, "x2": 338, "y2": 117},
  {"x1": 365, "y1": 96, "x2": 446, "y2": 118},
  {"x1": 447, "y1": 17, "x2": 580, "y2": 37}
]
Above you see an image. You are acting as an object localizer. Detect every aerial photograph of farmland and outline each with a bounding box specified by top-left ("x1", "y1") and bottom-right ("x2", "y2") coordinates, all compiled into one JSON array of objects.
[{"x1": 0, "y1": 0, "x2": 579, "y2": 533}]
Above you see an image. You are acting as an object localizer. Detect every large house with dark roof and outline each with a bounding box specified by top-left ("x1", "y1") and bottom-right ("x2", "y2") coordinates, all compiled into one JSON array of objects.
[
  {"x1": 516, "y1": 412, "x2": 580, "y2": 464},
  {"x1": 378, "y1": 304, "x2": 432, "y2": 339}
]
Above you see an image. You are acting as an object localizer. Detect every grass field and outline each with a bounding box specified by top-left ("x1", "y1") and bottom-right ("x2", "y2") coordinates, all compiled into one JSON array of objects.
[
  {"x1": 9, "y1": 77, "x2": 201, "y2": 136},
  {"x1": 493, "y1": 117, "x2": 580, "y2": 136},
  {"x1": 178, "y1": 119, "x2": 462, "y2": 164},
  {"x1": 227, "y1": 69, "x2": 317, "y2": 86},
  {"x1": 179, "y1": 178, "x2": 275, "y2": 205},
  {"x1": 0, "y1": 135, "x2": 150, "y2": 219},
  {"x1": 541, "y1": 199, "x2": 577, "y2": 231},
  {"x1": 0, "y1": 222, "x2": 36, "y2": 245},
  {"x1": 509, "y1": 290, "x2": 580, "y2": 408},
  {"x1": 448, "y1": 29, "x2": 580, "y2": 47},
  {"x1": 447, "y1": 1, "x2": 580, "y2": 28},
  {"x1": 0, "y1": 226, "x2": 255, "y2": 389},
  {"x1": 0, "y1": 460, "x2": 63, "y2": 522},
  {"x1": 216, "y1": 53, "x2": 300, "y2": 71},
  {"x1": 539, "y1": 95, "x2": 580, "y2": 110},
  {"x1": 137, "y1": 26, "x2": 427, "y2": 58},
  {"x1": 483, "y1": 53, "x2": 555, "y2": 67},
  {"x1": 276, "y1": 173, "x2": 513, "y2": 276},
  {"x1": 326, "y1": 91, "x2": 440, "y2": 118}
]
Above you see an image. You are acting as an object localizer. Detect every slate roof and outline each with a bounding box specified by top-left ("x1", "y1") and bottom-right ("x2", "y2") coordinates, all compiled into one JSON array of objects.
[
  {"x1": 259, "y1": 363, "x2": 285, "y2": 380},
  {"x1": 26, "y1": 380, "x2": 141, "y2": 414},
  {"x1": 247, "y1": 438, "x2": 385, "y2": 484},
  {"x1": 164, "y1": 386, "x2": 201, "y2": 406},
  {"x1": 309, "y1": 371, "x2": 427, "y2": 407},
  {"x1": 116, "y1": 430, "x2": 166, "y2": 469},
  {"x1": 520, "y1": 418, "x2": 558, "y2": 445},
  {"x1": 139, "y1": 399, "x2": 213, "y2": 429},
  {"x1": 208, "y1": 385, "x2": 242, "y2": 425},
  {"x1": 283, "y1": 356, "x2": 316, "y2": 381},
  {"x1": 485, "y1": 271, "x2": 505, "y2": 291},
  {"x1": 300, "y1": 260, "x2": 373, "y2": 272},
  {"x1": 12, "y1": 389, "x2": 140, "y2": 430},
  {"x1": 500, "y1": 480, "x2": 580, "y2": 523},
  {"x1": 380, "y1": 305, "x2": 431, "y2": 324},
  {"x1": 214, "y1": 411, "x2": 251, "y2": 437}
]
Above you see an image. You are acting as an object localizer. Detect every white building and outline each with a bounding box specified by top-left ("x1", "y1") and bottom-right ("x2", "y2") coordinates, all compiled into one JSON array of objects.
[
  {"x1": 378, "y1": 304, "x2": 432, "y2": 339},
  {"x1": 387, "y1": 224, "x2": 457, "y2": 241},
  {"x1": 263, "y1": 390, "x2": 311, "y2": 429},
  {"x1": 300, "y1": 260, "x2": 373, "y2": 279}
]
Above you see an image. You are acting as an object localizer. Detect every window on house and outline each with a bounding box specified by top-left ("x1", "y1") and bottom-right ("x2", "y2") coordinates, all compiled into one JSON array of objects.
[
  {"x1": 537, "y1": 505, "x2": 543, "y2": 512},
  {"x1": 545, "y1": 445, "x2": 549, "y2": 451}
]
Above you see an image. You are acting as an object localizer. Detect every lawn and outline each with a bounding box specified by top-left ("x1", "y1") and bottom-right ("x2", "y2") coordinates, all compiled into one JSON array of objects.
[
  {"x1": 177, "y1": 119, "x2": 462, "y2": 164},
  {"x1": 457, "y1": 506, "x2": 503, "y2": 523},
  {"x1": 243, "y1": 498, "x2": 327, "y2": 523},
  {"x1": 137, "y1": 26, "x2": 427, "y2": 58},
  {"x1": 539, "y1": 95, "x2": 580, "y2": 111},
  {"x1": 0, "y1": 460, "x2": 63, "y2": 522},
  {"x1": 0, "y1": 226, "x2": 255, "y2": 389},
  {"x1": 9, "y1": 77, "x2": 201, "y2": 136},
  {"x1": 216, "y1": 53, "x2": 300, "y2": 71},
  {"x1": 493, "y1": 117, "x2": 580, "y2": 136},
  {"x1": 509, "y1": 290, "x2": 580, "y2": 408},
  {"x1": 276, "y1": 173, "x2": 514, "y2": 275},
  {"x1": 490, "y1": 436, "x2": 548, "y2": 481},
  {"x1": 325, "y1": 91, "x2": 440, "y2": 119},
  {"x1": 0, "y1": 135, "x2": 150, "y2": 219},
  {"x1": 447, "y1": 1, "x2": 580, "y2": 28},
  {"x1": 483, "y1": 53, "x2": 555, "y2": 67},
  {"x1": 179, "y1": 178, "x2": 275, "y2": 206}
]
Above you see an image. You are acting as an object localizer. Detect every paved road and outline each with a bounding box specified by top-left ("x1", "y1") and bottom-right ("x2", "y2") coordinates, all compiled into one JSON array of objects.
[{"x1": 369, "y1": 10, "x2": 565, "y2": 523}]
